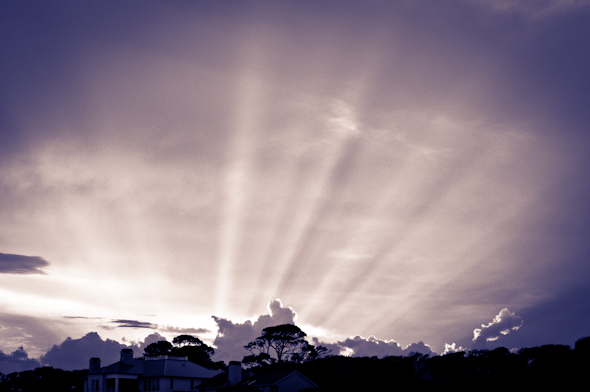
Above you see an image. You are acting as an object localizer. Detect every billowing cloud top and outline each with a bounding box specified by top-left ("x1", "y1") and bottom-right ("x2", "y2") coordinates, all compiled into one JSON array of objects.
[
  {"x1": 212, "y1": 299, "x2": 298, "y2": 363},
  {"x1": 473, "y1": 308, "x2": 524, "y2": 349}
]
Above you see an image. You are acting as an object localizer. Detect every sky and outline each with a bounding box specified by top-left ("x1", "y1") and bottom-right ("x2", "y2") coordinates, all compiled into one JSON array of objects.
[{"x1": 1, "y1": 0, "x2": 590, "y2": 374}]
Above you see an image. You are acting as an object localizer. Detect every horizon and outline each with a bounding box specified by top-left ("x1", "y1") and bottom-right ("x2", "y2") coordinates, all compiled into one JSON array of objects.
[
  {"x1": 2, "y1": 298, "x2": 590, "y2": 374},
  {"x1": 1, "y1": 0, "x2": 589, "y2": 375}
]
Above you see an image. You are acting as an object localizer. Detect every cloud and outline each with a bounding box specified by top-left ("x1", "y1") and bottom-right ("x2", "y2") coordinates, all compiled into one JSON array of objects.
[
  {"x1": 213, "y1": 299, "x2": 435, "y2": 361},
  {"x1": 443, "y1": 343, "x2": 467, "y2": 355},
  {"x1": 40, "y1": 332, "x2": 133, "y2": 371},
  {"x1": 324, "y1": 335, "x2": 434, "y2": 358},
  {"x1": 0, "y1": 347, "x2": 41, "y2": 375},
  {"x1": 110, "y1": 320, "x2": 157, "y2": 329},
  {"x1": 0, "y1": 313, "x2": 62, "y2": 361},
  {"x1": 99, "y1": 319, "x2": 209, "y2": 335},
  {"x1": 212, "y1": 299, "x2": 298, "y2": 363},
  {"x1": 39, "y1": 331, "x2": 168, "y2": 371},
  {"x1": 64, "y1": 316, "x2": 105, "y2": 320},
  {"x1": 124, "y1": 332, "x2": 167, "y2": 355},
  {"x1": 472, "y1": 308, "x2": 523, "y2": 349},
  {"x1": 0, "y1": 252, "x2": 49, "y2": 274},
  {"x1": 159, "y1": 325, "x2": 210, "y2": 335}
]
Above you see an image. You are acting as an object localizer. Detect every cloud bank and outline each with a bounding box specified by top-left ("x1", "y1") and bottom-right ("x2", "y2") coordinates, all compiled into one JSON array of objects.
[
  {"x1": 39, "y1": 332, "x2": 166, "y2": 371},
  {"x1": 1, "y1": 300, "x2": 529, "y2": 373},
  {"x1": 0, "y1": 347, "x2": 41, "y2": 374},
  {"x1": 321, "y1": 335, "x2": 433, "y2": 358},
  {"x1": 212, "y1": 299, "x2": 434, "y2": 361},
  {"x1": 40, "y1": 332, "x2": 131, "y2": 371}
]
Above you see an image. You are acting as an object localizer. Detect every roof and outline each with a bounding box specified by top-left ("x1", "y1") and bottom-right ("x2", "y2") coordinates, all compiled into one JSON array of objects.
[
  {"x1": 143, "y1": 358, "x2": 223, "y2": 379},
  {"x1": 93, "y1": 359, "x2": 144, "y2": 376},
  {"x1": 243, "y1": 370, "x2": 317, "y2": 388},
  {"x1": 90, "y1": 357, "x2": 222, "y2": 380},
  {"x1": 197, "y1": 369, "x2": 317, "y2": 391}
]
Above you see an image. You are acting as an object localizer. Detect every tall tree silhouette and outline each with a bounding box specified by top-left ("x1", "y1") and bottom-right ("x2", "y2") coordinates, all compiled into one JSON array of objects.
[{"x1": 243, "y1": 324, "x2": 327, "y2": 367}]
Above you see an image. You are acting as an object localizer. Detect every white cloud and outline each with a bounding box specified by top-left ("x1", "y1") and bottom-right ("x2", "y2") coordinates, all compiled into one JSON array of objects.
[
  {"x1": 212, "y1": 299, "x2": 298, "y2": 363},
  {"x1": 473, "y1": 308, "x2": 523, "y2": 349},
  {"x1": 443, "y1": 342, "x2": 467, "y2": 355},
  {"x1": 322, "y1": 335, "x2": 434, "y2": 358}
]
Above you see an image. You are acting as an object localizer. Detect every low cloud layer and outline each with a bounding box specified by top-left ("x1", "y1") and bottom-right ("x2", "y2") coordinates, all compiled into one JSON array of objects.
[
  {"x1": 473, "y1": 308, "x2": 523, "y2": 349},
  {"x1": 0, "y1": 253, "x2": 48, "y2": 274},
  {"x1": 40, "y1": 332, "x2": 131, "y2": 371},
  {"x1": 39, "y1": 332, "x2": 168, "y2": 371},
  {"x1": 1, "y1": 300, "x2": 530, "y2": 373},
  {"x1": 212, "y1": 299, "x2": 434, "y2": 361},
  {"x1": 0, "y1": 347, "x2": 41, "y2": 374},
  {"x1": 443, "y1": 342, "x2": 467, "y2": 355},
  {"x1": 321, "y1": 335, "x2": 433, "y2": 358}
]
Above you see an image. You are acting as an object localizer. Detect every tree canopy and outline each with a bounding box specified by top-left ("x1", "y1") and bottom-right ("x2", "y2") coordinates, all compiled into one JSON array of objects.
[
  {"x1": 243, "y1": 324, "x2": 328, "y2": 367},
  {"x1": 144, "y1": 335, "x2": 221, "y2": 369}
]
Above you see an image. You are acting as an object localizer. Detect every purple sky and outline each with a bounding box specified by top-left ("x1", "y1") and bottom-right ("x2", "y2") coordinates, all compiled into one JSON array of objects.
[{"x1": 1, "y1": 0, "x2": 590, "y2": 373}]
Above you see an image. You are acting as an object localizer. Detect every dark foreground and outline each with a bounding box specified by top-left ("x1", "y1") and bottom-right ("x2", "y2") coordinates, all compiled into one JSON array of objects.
[{"x1": 1, "y1": 337, "x2": 588, "y2": 391}]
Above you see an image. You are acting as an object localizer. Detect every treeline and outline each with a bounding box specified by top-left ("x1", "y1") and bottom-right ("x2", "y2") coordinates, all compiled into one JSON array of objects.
[
  {"x1": 1, "y1": 336, "x2": 588, "y2": 391},
  {"x1": 0, "y1": 367, "x2": 87, "y2": 392},
  {"x1": 265, "y1": 336, "x2": 590, "y2": 391}
]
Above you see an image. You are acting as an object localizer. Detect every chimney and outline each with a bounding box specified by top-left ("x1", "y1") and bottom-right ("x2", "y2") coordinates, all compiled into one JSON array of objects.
[
  {"x1": 120, "y1": 349, "x2": 134, "y2": 365},
  {"x1": 89, "y1": 357, "x2": 101, "y2": 373},
  {"x1": 228, "y1": 361, "x2": 242, "y2": 386}
]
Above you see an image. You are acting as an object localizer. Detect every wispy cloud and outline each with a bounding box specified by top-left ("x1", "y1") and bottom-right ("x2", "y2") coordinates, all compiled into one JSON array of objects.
[
  {"x1": 159, "y1": 325, "x2": 210, "y2": 335},
  {"x1": 110, "y1": 320, "x2": 157, "y2": 329}
]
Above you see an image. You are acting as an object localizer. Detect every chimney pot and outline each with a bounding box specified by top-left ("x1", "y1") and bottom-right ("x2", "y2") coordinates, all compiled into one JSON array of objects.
[
  {"x1": 89, "y1": 357, "x2": 101, "y2": 373},
  {"x1": 120, "y1": 349, "x2": 134, "y2": 365},
  {"x1": 228, "y1": 361, "x2": 242, "y2": 386}
]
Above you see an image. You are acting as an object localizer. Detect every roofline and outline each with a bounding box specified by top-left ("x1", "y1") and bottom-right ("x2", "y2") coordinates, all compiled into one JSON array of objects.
[{"x1": 252, "y1": 370, "x2": 319, "y2": 388}]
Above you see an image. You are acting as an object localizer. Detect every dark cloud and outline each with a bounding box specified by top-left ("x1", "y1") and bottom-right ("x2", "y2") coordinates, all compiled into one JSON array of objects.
[
  {"x1": 212, "y1": 299, "x2": 298, "y2": 363},
  {"x1": 0, "y1": 252, "x2": 48, "y2": 274},
  {"x1": 102, "y1": 319, "x2": 209, "y2": 335},
  {"x1": 40, "y1": 332, "x2": 132, "y2": 371},
  {"x1": 472, "y1": 308, "x2": 523, "y2": 349},
  {"x1": 110, "y1": 320, "x2": 157, "y2": 329},
  {"x1": 0, "y1": 347, "x2": 41, "y2": 375}
]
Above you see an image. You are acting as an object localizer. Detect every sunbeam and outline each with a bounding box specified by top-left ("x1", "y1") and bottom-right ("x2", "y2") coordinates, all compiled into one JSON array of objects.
[{"x1": 2, "y1": 0, "x2": 589, "y2": 367}]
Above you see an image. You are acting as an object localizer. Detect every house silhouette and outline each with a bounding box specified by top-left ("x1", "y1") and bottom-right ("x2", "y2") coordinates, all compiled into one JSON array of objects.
[{"x1": 85, "y1": 349, "x2": 222, "y2": 392}]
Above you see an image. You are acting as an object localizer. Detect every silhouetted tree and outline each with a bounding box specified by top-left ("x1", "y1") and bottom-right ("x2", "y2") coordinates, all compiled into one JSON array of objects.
[
  {"x1": 171, "y1": 334, "x2": 215, "y2": 367},
  {"x1": 242, "y1": 352, "x2": 276, "y2": 368},
  {"x1": 144, "y1": 340, "x2": 173, "y2": 357},
  {"x1": 574, "y1": 336, "x2": 590, "y2": 354},
  {"x1": 173, "y1": 334, "x2": 206, "y2": 348},
  {"x1": 244, "y1": 324, "x2": 328, "y2": 367},
  {"x1": 0, "y1": 367, "x2": 86, "y2": 392},
  {"x1": 143, "y1": 335, "x2": 223, "y2": 369}
]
